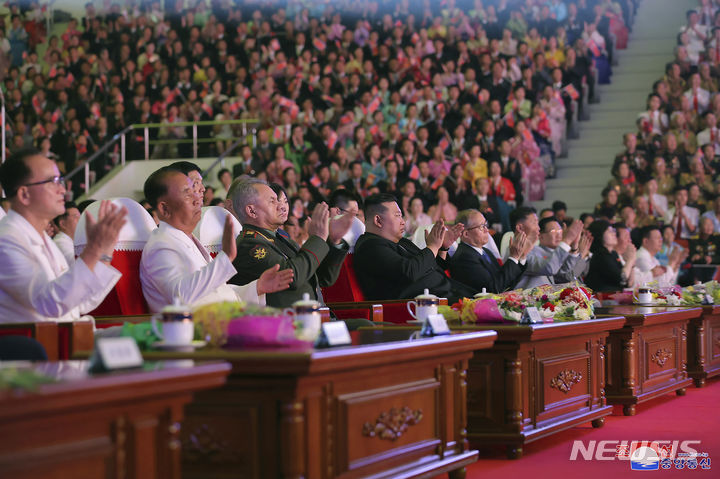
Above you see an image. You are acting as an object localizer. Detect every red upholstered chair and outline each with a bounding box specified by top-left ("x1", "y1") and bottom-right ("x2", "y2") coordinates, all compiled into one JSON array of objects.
[
  {"x1": 323, "y1": 254, "x2": 447, "y2": 324},
  {"x1": 74, "y1": 198, "x2": 156, "y2": 317}
]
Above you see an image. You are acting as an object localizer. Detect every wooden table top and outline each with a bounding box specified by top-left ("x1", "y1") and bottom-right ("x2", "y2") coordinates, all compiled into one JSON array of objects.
[
  {"x1": 0, "y1": 360, "x2": 230, "y2": 417},
  {"x1": 143, "y1": 330, "x2": 498, "y2": 376},
  {"x1": 595, "y1": 305, "x2": 703, "y2": 326}
]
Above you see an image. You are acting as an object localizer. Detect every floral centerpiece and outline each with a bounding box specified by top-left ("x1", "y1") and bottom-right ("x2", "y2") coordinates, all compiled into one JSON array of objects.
[
  {"x1": 192, "y1": 301, "x2": 289, "y2": 347},
  {"x1": 440, "y1": 283, "x2": 596, "y2": 324},
  {"x1": 553, "y1": 284, "x2": 595, "y2": 320}
]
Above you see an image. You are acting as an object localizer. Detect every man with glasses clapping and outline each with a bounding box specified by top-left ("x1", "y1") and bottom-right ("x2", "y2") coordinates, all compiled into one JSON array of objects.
[{"x1": 0, "y1": 148, "x2": 128, "y2": 323}]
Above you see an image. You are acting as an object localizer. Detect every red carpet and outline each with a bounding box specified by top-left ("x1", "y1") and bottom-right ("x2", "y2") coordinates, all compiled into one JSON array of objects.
[{"x1": 439, "y1": 378, "x2": 720, "y2": 479}]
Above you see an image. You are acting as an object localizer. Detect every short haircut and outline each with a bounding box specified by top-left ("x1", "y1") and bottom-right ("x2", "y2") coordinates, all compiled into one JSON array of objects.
[
  {"x1": 144, "y1": 166, "x2": 183, "y2": 209},
  {"x1": 579, "y1": 213, "x2": 594, "y2": 223},
  {"x1": 329, "y1": 188, "x2": 361, "y2": 210},
  {"x1": 231, "y1": 177, "x2": 267, "y2": 223},
  {"x1": 363, "y1": 193, "x2": 397, "y2": 218},
  {"x1": 0, "y1": 147, "x2": 42, "y2": 197},
  {"x1": 456, "y1": 209, "x2": 480, "y2": 227},
  {"x1": 640, "y1": 225, "x2": 661, "y2": 241},
  {"x1": 53, "y1": 201, "x2": 77, "y2": 227},
  {"x1": 552, "y1": 200, "x2": 567, "y2": 212},
  {"x1": 167, "y1": 160, "x2": 202, "y2": 176},
  {"x1": 510, "y1": 206, "x2": 537, "y2": 232},
  {"x1": 217, "y1": 168, "x2": 231, "y2": 181},
  {"x1": 538, "y1": 216, "x2": 559, "y2": 233}
]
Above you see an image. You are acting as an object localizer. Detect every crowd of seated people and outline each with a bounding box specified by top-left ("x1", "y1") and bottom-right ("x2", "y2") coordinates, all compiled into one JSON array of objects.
[
  {"x1": 593, "y1": 1, "x2": 720, "y2": 287},
  {"x1": 0, "y1": 0, "x2": 635, "y2": 216}
]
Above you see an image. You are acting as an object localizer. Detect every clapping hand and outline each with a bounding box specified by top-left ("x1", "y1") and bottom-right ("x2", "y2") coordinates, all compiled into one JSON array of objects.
[
  {"x1": 328, "y1": 211, "x2": 354, "y2": 244},
  {"x1": 424, "y1": 219, "x2": 447, "y2": 255},
  {"x1": 509, "y1": 230, "x2": 531, "y2": 260},
  {"x1": 256, "y1": 264, "x2": 294, "y2": 295},
  {"x1": 307, "y1": 202, "x2": 330, "y2": 241},
  {"x1": 82, "y1": 200, "x2": 128, "y2": 268},
  {"x1": 562, "y1": 219, "x2": 583, "y2": 245},
  {"x1": 221, "y1": 214, "x2": 237, "y2": 261},
  {"x1": 577, "y1": 231, "x2": 592, "y2": 259},
  {"x1": 442, "y1": 222, "x2": 464, "y2": 250}
]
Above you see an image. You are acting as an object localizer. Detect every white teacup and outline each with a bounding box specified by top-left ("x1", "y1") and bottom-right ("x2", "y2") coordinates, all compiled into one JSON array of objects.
[
  {"x1": 151, "y1": 304, "x2": 194, "y2": 345},
  {"x1": 633, "y1": 288, "x2": 653, "y2": 304},
  {"x1": 407, "y1": 289, "x2": 440, "y2": 322},
  {"x1": 283, "y1": 293, "x2": 321, "y2": 342}
]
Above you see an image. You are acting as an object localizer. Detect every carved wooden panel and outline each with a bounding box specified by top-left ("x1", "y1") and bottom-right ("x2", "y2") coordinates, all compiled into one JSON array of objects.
[
  {"x1": 550, "y1": 370, "x2": 583, "y2": 393},
  {"x1": 339, "y1": 379, "x2": 439, "y2": 470},
  {"x1": 181, "y1": 400, "x2": 261, "y2": 478},
  {"x1": 650, "y1": 348, "x2": 672, "y2": 367},
  {"x1": 538, "y1": 354, "x2": 590, "y2": 417},
  {"x1": 643, "y1": 335, "x2": 678, "y2": 380}
]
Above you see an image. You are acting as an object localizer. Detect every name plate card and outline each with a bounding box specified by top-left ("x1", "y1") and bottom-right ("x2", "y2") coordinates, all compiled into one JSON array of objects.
[
  {"x1": 521, "y1": 306, "x2": 543, "y2": 324},
  {"x1": 422, "y1": 314, "x2": 450, "y2": 336},
  {"x1": 318, "y1": 321, "x2": 352, "y2": 347},
  {"x1": 91, "y1": 337, "x2": 144, "y2": 372}
]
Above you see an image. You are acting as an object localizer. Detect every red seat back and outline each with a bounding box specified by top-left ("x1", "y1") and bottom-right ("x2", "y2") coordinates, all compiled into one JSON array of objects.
[
  {"x1": 89, "y1": 250, "x2": 149, "y2": 316},
  {"x1": 322, "y1": 254, "x2": 366, "y2": 302}
]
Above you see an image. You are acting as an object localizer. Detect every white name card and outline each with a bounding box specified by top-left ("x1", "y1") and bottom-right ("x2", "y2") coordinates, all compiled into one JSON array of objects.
[
  {"x1": 425, "y1": 313, "x2": 450, "y2": 335},
  {"x1": 95, "y1": 337, "x2": 143, "y2": 370},
  {"x1": 321, "y1": 321, "x2": 352, "y2": 346},
  {"x1": 522, "y1": 306, "x2": 543, "y2": 324}
]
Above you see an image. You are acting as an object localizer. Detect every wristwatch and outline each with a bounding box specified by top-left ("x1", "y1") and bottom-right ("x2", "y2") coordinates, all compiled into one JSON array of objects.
[{"x1": 100, "y1": 253, "x2": 113, "y2": 263}]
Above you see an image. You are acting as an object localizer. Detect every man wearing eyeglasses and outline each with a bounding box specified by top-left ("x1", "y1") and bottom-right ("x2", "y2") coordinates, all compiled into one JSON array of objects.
[
  {"x1": 0, "y1": 148, "x2": 128, "y2": 323},
  {"x1": 515, "y1": 217, "x2": 591, "y2": 289},
  {"x1": 449, "y1": 209, "x2": 532, "y2": 293}
]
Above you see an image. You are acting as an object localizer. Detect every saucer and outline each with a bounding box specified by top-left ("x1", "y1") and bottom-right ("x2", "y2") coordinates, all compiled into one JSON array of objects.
[{"x1": 151, "y1": 340, "x2": 207, "y2": 351}]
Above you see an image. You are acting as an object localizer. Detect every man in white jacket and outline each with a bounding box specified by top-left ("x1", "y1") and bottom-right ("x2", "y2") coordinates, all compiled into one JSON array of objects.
[
  {"x1": 140, "y1": 167, "x2": 293, "y2": 313},
  {"x1": 0, "y1": 148, "x2": 127, "y2": 323},
  {"x1": 635, "y1": 225, "x2": 687, "y2": 287}
]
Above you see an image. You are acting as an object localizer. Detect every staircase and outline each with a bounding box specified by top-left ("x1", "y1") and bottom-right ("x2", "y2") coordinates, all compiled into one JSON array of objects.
[{"x1": 533, "y1": 0, "x2": 696, "y2": 219}]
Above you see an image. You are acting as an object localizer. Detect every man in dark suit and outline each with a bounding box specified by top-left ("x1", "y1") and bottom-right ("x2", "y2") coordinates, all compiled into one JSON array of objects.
[
  {"x1": 229, "y1": 177, "x2": 353, "y2": 308},
  {"x1": 449, "y1": 209, "x2": 531, "y2": 293},
  {"x1": 353, "y1": 194, "x2": 475, "y2": 303}
]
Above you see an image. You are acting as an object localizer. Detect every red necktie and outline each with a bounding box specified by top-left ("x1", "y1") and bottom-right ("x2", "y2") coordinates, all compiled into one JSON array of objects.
[
  {"x1": 694, "y1": 93, "x2": 699, "y2": 112},
  {"x1": 676, "y1": 211, "x2": 683, "y2": 239}
]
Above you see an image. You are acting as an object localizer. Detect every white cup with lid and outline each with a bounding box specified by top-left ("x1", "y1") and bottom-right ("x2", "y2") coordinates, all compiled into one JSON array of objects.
[
  {"x1": 407, "y1": 289, "x2": 440, "y2": 322},
  {"x1": 151, "y1": 300, "x2": 195, "y2": 345},
  {"x1": 283, "y1": 293, "x2": 322, "y2": 342}
]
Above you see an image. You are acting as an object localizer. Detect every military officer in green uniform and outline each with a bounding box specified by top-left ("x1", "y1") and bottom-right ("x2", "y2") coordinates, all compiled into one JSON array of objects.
[{"x1": 229, "y1": 178, "x2": 353, "y2": 308}]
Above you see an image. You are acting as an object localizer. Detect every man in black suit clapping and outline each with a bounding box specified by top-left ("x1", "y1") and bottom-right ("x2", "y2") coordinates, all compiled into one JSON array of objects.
[{"x1": 449, "y1": 209, "x2": 532, "y2": 293}]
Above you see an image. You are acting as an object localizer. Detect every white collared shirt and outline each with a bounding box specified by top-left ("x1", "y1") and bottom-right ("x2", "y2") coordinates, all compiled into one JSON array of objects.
[
  {"x1": 0, "y1": 210, "x2": 121, "y2": 323},
  {"x1": 140, "y1": 221, "x2": 264, "y2": 313}
]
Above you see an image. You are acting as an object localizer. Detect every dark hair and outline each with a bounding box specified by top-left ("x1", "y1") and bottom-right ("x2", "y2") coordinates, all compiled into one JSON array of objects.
[
  {"x1": 53, "y1": 201, "x2": 78, "y2": 227},
  {"x1": 510, "y1": 206, "x2": 537, "y2": 232},
  {"x1": 167, "y1": 160, "x2": 202, "y2": 176},
  {"x1": 588, "y1": 220, "x2": 612, "y2": 253},
  {"x1": 363, "y1": 193, "x2": 398, "y2": 218},
  {"x1": 269, "y1": 182, "x2": 288, "y2": 200},
  {"x1": 538, "y1": 216, "x2": 559, "y2": 233},
  {"x1": 579, "y1": 213, "x2": 594, "y2": 223},
  {"x1": 329, "y1": 188, "x2": 362, "y2": 210},
  {"x1": 144, "y1": 166, "x2": 182, "y2": 208},
  {"x1": 640, "y1": 225, "x2": 661, "y2": 241},
  {"x1": 0, "y1": 147, "x2": 42, "y2": 197},
  {"x1": 217, "y1": 168, "x2": 231, "y2": 181},
  {"x1": 77, "y1": 199, "x2": 96, "y2": 213},
  {"x1": 552, "y1": 200, "x2": 567, "y2": 212}
]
